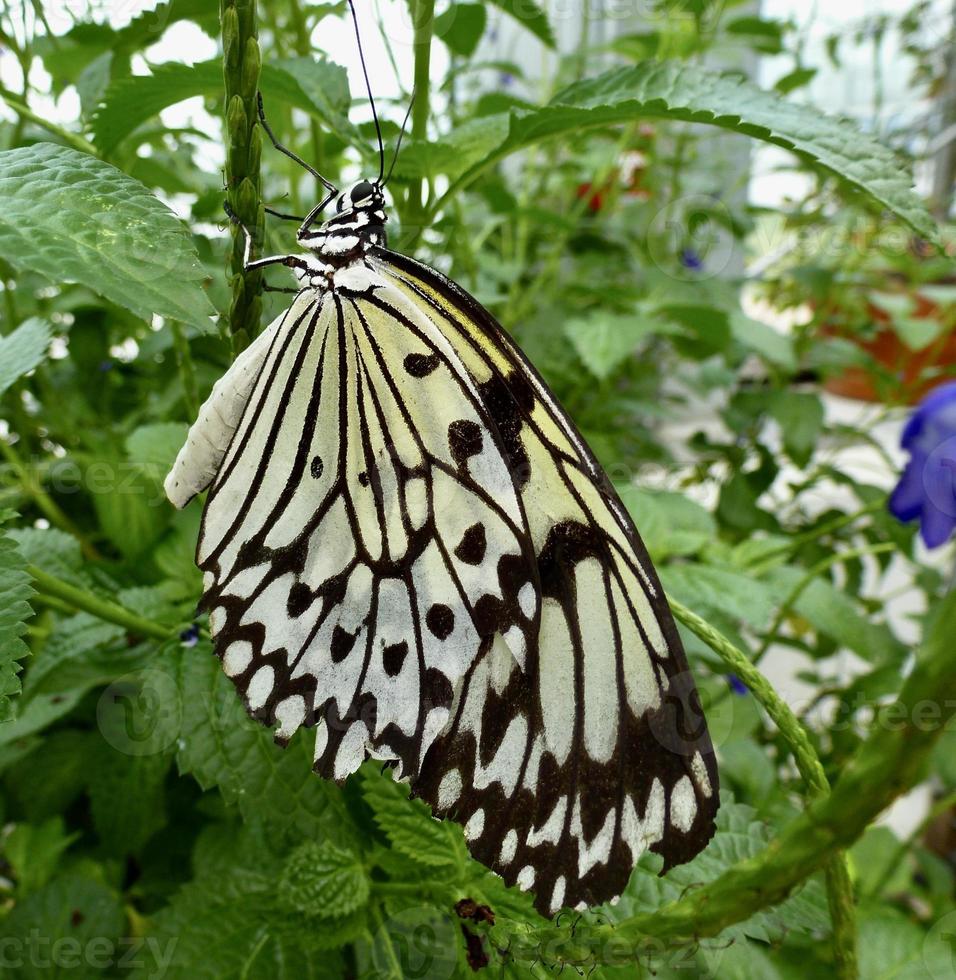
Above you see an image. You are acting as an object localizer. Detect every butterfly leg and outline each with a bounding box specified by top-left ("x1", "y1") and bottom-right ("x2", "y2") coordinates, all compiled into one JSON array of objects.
[
  {"x1": 223, "y1": 201, "x2": 310, "y2": 276},
  {"x1": 264, "y1": 206, "x2": 306, "y2": 222}
]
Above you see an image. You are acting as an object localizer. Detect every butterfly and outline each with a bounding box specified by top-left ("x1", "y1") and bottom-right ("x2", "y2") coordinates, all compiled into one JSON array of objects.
[{"x1": 165, "y1": 8, "x2": 718, "y2": 918}]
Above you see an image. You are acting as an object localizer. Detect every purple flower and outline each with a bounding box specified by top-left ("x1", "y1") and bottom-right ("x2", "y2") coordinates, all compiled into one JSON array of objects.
[
  {"x1": 889, "y1": 381, "x2": 956, "y2": 548},
  {"x1": 726, "y1": 674, "x2": 748, "y2": 695},
  {"x1": 680, "y1": 247, "x2": 703, "y2": 271}
]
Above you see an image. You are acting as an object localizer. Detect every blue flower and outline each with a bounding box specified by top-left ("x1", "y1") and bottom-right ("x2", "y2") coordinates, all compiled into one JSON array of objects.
[
  {"x1": 679, "y1": 247, "x2": 703, "y2": 271},
  {"x1": 179, "y1": 623, "x2": 201, "y2": 647},
  {"x1": 889, "y1": 381, "x2": 956, "y2": 548},
  {"x1": 726, "y1": 674, "x2": 748, "y2": 695}
]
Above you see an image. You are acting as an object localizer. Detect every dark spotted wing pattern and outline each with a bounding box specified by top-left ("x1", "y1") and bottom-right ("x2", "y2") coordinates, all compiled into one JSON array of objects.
[{"x1": 167, "y1": 248, "x2": 717, "y2": 918}]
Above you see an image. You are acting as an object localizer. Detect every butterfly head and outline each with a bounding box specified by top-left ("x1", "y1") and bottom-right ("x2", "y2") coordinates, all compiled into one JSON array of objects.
[
  {"x1": 336, "y1": 179, "x2": 385, "y2": 214},
  {"x1": 302, "y1": 179, "x2": 389, "y2": 261}
]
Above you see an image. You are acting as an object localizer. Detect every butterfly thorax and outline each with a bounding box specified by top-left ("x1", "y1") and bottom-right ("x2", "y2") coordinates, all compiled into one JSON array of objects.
[{"x1": 297, "y1": 179, "x2": 387, "y2": 269}]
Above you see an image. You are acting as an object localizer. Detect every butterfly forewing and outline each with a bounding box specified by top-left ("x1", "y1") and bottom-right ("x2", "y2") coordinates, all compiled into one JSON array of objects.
[{"x1": 177, "y1": 271, "x2": 540, "y2": 784}]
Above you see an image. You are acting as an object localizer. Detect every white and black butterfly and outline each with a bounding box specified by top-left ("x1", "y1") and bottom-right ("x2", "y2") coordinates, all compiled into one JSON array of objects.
[{"x1": 165, "y1": 22, "x2": 717, "y2": 917}]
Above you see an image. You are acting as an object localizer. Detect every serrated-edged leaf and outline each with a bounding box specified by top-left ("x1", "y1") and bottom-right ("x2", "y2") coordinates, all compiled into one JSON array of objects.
[
  {"x1": 0, "y1": 318, "x2": 52, "y2": 396},
  {"x1": 279, "y1": 839, "x2": 370, "y2": 919},
  {"x1": 0, "y1": 144, "x2": 215, "y2": 331},
  {"x1": 87, "y1": 745, "x2": 170, "y2": 854},
  {"x1": 92, "y1": 58, "x2": 359, "y2": 156},
  {"x1": 616, "y1": 796, "x2": 828, "y2": 943},
  {"x1": 0, "y1": 511, "x2": 35, "y2": 721},
  {"x1": 404, "y1": 62, "x2": 936, "y2": 242},
  {"x1": 132, "y1": 876, "x2": 350, "y2": 980},
  {"x1": 7, "y1": 527, "x2": 85, "y2": 587},
  {"x1": 0, "y1": 873, "x2": 124, "y2": 979},
  {"x1": 361, "y1": 766, "x2": 462, "y2": 867},
  {"x1": 158, "y1": 644, "x2": 355, "y2": 847}
]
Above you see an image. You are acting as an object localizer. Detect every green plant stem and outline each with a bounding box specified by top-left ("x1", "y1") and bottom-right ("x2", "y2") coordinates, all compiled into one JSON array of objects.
[
  {"x1": 746, "y1": 498, "x2": 886, "y2": 575},
  {"x1": 520, "y1": 592, "x2": 956, "y2": 965},
  {"x1": 667, "y1": 597, "x2": 857, "y2": 976},
  {"x1": 0, "y1": 440, "x2": 100, "y2": 560},
  {"x1": 406, "y1": 0, "x2": 435, "y2": 235},
  {"x1": 221, "y1": 0, "x2": 264, "y2": 352},
  {"x1": 169, "y1": 320, "x2": 199, "y2": 419},
  {"x1": 28, "y1": 566, "x2": 172, "y2": 642},
  {"x1": 754, "y1": 541, "x2": 898, "y2": 663},
  {"x1": 0, "y1": 88, "x2": 97, "y2": 155}
]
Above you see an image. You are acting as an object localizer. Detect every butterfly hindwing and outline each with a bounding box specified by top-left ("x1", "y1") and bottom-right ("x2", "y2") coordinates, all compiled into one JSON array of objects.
[{"x1": 370, "y1": 249, "x2": 718, "y2": 915}]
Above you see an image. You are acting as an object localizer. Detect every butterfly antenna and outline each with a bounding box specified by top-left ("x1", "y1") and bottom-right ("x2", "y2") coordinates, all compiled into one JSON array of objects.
[
  {"x1": 346, "y1": 0, "x2": 385, "y2": 183},
  {"x1": 383, "y1": 90, "x2": 416, "y2": 186}
]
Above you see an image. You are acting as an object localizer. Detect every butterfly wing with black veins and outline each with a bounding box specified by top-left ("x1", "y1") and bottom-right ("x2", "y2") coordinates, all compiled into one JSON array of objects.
[
  {"x1": 364, "y1": 249, "x2": 719, "y2": 916},
  {"x1": 166, "y1": 208, "x2": 718, "y2": 920},
  {"x1": 165, "y1": 279, "x2": 541, "y2": 785}
]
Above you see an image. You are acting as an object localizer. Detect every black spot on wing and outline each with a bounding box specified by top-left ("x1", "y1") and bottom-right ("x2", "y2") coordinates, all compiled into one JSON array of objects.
[
  {"x1": 404, "y1": 351, "x2": 440, "y2": 377},
  {"x1": 310, "y1": 456, "x2": 324, "y2": 479},
  {"x1": 448, "y1": 419, "x2": 483, "y2": 466},
  {"x1": 330, "y1": 625, "x2": 357, "y2": 663},
  {"x1": 287, "y1": 582, "x2": 313, "y2": 618},
  {"x1": 426, "y1": 603, "x2": 455, "y2": 640},
  {"x1": 383, "y1": 640, "x2": 408, "y2": 677},
  {"x1": 454, "y1": 522, "x2": 487, "y2": 565},
  {"x1": 476, "y1": 373, "x2": 531, "y2": 487}
]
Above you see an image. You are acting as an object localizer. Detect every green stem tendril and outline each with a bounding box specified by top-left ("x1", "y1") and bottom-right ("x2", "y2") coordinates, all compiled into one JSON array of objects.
[{"x1": 668, "y1": 597, "x2": 857, "y2": 976}]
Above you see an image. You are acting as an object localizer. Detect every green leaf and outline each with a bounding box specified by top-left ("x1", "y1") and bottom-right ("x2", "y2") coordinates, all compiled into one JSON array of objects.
[
  {"x1": 0, "y1": 511, "x2": 34, "y2": 721},
  {"x1": 0, "y1": 144, "x2": 215, "y2": 331},
  {"x1": 767, "y1": 390, "x2": 824, "y2": 467},
  {"x1": 89, "y1": 456, "x2": 171, "y2": 559},
  {"x1": 616, "y1": 486, "x2": 716, "y2": 560},
  {"x1": 488, "y1": 0, "x2": 556, "y2": 48},
  {"x1": 728, "y1": 312, "x2": 797, "y2": 370},
  {"x1": 661, "y1": 563, "x2": 779, "y2": 630},
  {"x1": 407, "y1": 62, "x2": 937, "y2": 242},
  {"x1": 0, "y1": 873, "x2": 124, "y2": 980},
  {"x1": 0, "y1": 318, "x2": 52, "y2": 397},
  {"x1": 87, "y1": 745, "x2": 170, "y2": 854},
  {"x1": 435, "y1": 3, "x2": 488, "y2": 56},
  {"x1": 133, "y1": 875, "x2": 354, "y2": 979},
  {"x1": 360, "y1": 766, "x2": 462, "y2": 868},
  {"x1": 563, "y1": 309, "x2": 682, "y2": 380},
  {"x1": 92, "y1": 58, "x2": 358, "y2": 157},
  {"x1": 857, "y1": 906, "x2": 951, "y2": 979},
  {"x1": 767, "y1": 569, "x2": 905, "y2": 665},
  {"x1": 126, "y1": 422, "x2": 189, "y2": 482},
  {"x1": 157, "y1": 644, "x2": 355, "y2": 845},
  {"x1": 278, "y1": 840, "x2": 370, "y2": 919},
  {"x1": 616, "y1": 797, "x2": 828, "y2": 943},
  {"x1": 4, "y1": 818, "x2": 77, "y2": 895}
]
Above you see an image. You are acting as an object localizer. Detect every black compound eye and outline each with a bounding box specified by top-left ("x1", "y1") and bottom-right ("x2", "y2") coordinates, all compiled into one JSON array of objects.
[{"x1": 350, "y1": 180, "x2": 375, "y2": 204}]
